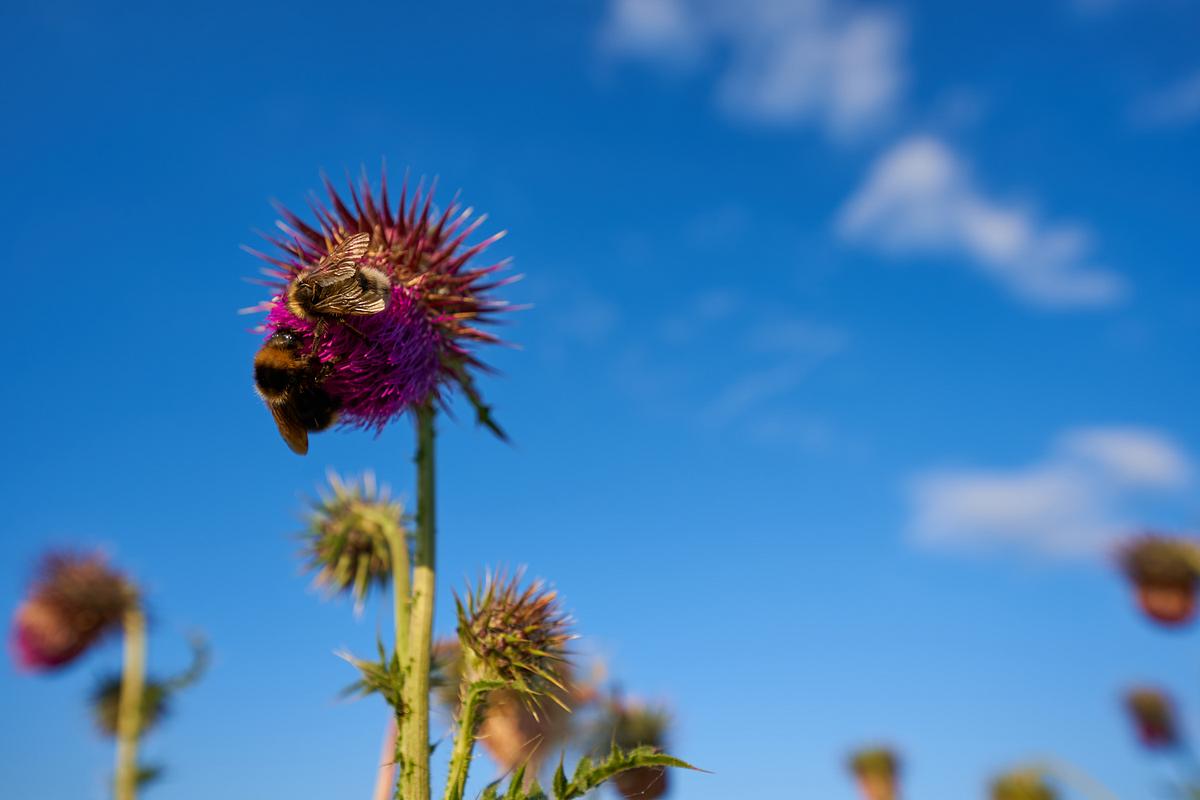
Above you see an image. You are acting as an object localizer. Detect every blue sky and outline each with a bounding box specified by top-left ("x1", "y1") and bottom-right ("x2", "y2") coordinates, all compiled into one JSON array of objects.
[{"x1": 2, "y1": 0, "x2": 1200, "y2": 798}]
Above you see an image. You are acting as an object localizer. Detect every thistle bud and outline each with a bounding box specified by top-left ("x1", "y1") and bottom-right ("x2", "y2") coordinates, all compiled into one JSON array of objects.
[
  {"x1": 596, "y1": 699, "x2": 672, "y2": 800},
  {"x1": 1124, "y1": 687, "x2": 1179, "y2": 749},
  {"x1": 990, "y1": 769, "x2": 1057, "y2": 800},
  {"x1": 848, "y1": 747, "x2": 901, "y2": 800},
  {"x1": 456, "y1": 571, "x2": 573, "y2": 698},
  {"x1": 11, "y1": 552, "x2": 136, "y2": 670},
  {"x1": 301, "y1": 472, "x2": 406, "y2": 609},
  {"x1": 1118, "y1": 534, "x2": 1200, "y2": 627}
]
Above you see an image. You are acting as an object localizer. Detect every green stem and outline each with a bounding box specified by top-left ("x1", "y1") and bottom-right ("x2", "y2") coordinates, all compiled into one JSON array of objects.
[
  {"x1": 402, "y1": 402, "x2": 437, "y2": 800},
  {"x1": 388, "y1": 519, "x2": 412, "y2": 792},
  {"x1": 442, "y1": 684, "x2": 490, "y2": 800},
  {"x1": 114, "y1": 606, "x2": 147, "y2": 800}
]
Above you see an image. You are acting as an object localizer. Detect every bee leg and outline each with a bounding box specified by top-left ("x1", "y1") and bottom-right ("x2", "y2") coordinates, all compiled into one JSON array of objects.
[
  {"x1": 340, "y1": 321, "x2": 371, "y2": 343},
  {"x1": 308, "y1": 320, "x2": 327, "y2": 364}
]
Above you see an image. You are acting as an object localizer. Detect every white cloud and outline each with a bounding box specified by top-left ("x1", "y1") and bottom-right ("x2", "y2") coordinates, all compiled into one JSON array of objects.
[
  {"x1": 599, "y1": 0, "x2": 906, "y2": 141},
  {"x1": 838, "y1": 136, "x2": 1127, "y2": 308},
  {"x1": 908, "y1": 427, "x2": 1193, "y2": 558},
  {"x1": 1134, "y1": 70, "x2": 1200, "y2": 127}
]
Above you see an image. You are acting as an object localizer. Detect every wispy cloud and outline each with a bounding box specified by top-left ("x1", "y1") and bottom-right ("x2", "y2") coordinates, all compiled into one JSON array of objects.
[
  {"x1": 907, "y1": 427, "x2": 1193, "y2": 558},
  {"x1": 1133, "y1": 70, "x2": 1200, "y2": 127},
  {"x1": 599, "y1": 0, "x2": 907, "y2": 141},
  {"x1": 838, "y1": 136, "x2": 1127, "y2": 308}
]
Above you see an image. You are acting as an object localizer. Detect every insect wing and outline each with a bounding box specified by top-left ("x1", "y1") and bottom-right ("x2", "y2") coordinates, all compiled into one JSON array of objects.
[{"x1": 269, "y1": 403, "x2": 310, "y2": 455}]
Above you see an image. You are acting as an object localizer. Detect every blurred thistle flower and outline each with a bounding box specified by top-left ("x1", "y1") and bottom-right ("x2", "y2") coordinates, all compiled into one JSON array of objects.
[
  {"x1": 247, "y1": 170, "x2": 513, "y2": 435},
  {"x1": 990, "y1": 769, "x2": 1057, "y2": 800},
  {"x1": 848, "y1": 747, "x2": 901, "y2": 800},
  {"x1": 455, "y1": 571, "x2": 574, "y2": 703},
  {"x1": 11, "y1": 552, "x2": 137, "y2": 671},
  {"x1": 90, "y1": 634, "x2": 209, "y2": 738},
  {"x1": 593, "y1": 698, "x2": 672, "y2": 800},
  {"x1": 1124, "y1": 686, "x2": 1179, "y2": 750},
  {"x1": 1118, "y1": 534, "x2": 1200, "y2": 627},
  {"x1": 301, "y1": 471, "x2": 408, "y2": 610},
  {"x1": 432, "y1": 637, "x2": 595, "y2": 775}
]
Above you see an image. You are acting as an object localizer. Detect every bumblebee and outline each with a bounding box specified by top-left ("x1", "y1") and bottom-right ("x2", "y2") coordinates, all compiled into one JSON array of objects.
[
  {"x1": 253, "y1": 329, "x2": 339, "y2": 455},
  {"x1": 287, "y1": 232, "x2": 391, "y2": 343}
]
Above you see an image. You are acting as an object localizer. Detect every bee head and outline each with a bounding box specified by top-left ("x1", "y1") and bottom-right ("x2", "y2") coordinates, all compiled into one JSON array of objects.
[{"x1": 266, "y1": 329, "x2": 300, "y2": 350}]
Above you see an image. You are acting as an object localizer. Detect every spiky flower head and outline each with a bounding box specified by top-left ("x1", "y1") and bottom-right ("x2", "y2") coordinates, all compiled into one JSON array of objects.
[
  {"x1": 247, "y1": 170, "x2": 512, "y2": 434},
  {"x1": 848, "y1": 747, "x2": 901, "y2": 800},
  {"x1": 595, "y1": 699, "x2": 672, "y2": 800},
  {"x1": 300, "y1": 471, "x2": 407, "y2": 609},
  {"x1": 1124, "y1": 686, "x2": 1179, "y2": 749},
  {"x1": 1118, "y1": 533, "x2": 1200, "y2": 626},
  {"x1": 990, "y1": 769, "x2": 1056, "y2": 800},
  {"x1": 11, "y1": 552, "x2": 137, "y2": 671},
  {"x1": 456, "y1": 571, "x2": 573, "y2": 703}
]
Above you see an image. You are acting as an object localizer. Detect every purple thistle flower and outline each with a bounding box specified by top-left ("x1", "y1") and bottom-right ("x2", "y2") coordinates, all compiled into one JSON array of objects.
[{"x1": 248, "y1": 170, "x2": 512, "y2": 436}]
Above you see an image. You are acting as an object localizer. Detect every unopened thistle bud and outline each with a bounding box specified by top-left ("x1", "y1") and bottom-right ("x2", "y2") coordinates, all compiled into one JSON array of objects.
[
  {"x1": 455, "y1": 571, "x2": 573, "y2": 701},
  {"x1": 11, "y1": 552, "x2": 137, "y2": 670},
  {"x1": 848, "y1": 747, "x2": 901, "y2": 800},
  {"x1": 596, "y1": 699, "x2": 672, "y2": 800},
  {"x1": 1118, "y1": 534, "x2": 1200, "y2": 627},
  {"x1": 1124, "y1": 687, "x2": 1179, "y2": 750},
  {"x1": 301, "y1": 472, "x2": 407, "y2": 609},
  {"x1": 990, "y1": 769, "x2": 1056, "y2": 800}
]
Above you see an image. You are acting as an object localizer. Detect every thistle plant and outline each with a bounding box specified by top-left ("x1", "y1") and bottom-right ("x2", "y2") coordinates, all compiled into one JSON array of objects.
[
  {"x1": 1117, "y1": 534, "x2": 1200, "y2": 627},
  {"x1": 11, "y1": 552, "x2": 204, "y2": 800},
  {"x1": 249, "y1": 171, "x2": 694, "y2": 800},
  {"x1": 848, "y1": 747, "x2": 901, "y2": 800}
]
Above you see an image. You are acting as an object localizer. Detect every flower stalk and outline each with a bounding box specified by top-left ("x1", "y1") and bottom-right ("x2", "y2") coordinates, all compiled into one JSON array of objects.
[
  {"x1": 402, "y1": 402, "x2": 438, "y2": 800},
  {"x1": 114, "y1": 605, "x2": 147, "y2": 800},
  {"x1": 443, "y1": 679, "x2": 502, "y2": 800}
]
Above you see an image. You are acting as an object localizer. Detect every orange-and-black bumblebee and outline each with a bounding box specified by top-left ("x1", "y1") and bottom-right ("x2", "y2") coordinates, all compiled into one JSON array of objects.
[{"x1": 253, "y1": 329, "x2": 338, "y2": 455}]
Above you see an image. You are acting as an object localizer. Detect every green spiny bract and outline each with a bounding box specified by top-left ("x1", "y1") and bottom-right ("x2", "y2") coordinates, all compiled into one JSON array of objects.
[
  {"x1": 990, "y1": 769, "x2": 1057, "y2": 800},
  {"x1": 300, "y1": 471, "x2": 407, "y2": 609},
  {"x1": 455, "y1": 571, "x2": 574, "y2": 706}
]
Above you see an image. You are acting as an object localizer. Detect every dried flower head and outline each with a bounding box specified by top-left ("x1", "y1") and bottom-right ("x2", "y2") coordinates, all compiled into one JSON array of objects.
[
  {"x1": 247, "y1": 170, "x2": 512, "y2": 436},
  {"x1": 595, "y1": 699, "x2": 672, "y2": 800},
  {"x1": 301, "y1": 471, "x2": 407, "y2": 609},
  {"x1": 1124, "y1": 686, "x2": 1179, "y2": 749},
  {"x1": 990, "y1": 769, "x2": 1056, "y2": 800},
  {"x1": 456, "y1": 572, "x2": 573, "y2": 703},
  {"x1": 432, "y1": 637, "x2": 594, "y2": 774},
  {"x1": 1118, "y1": 534, "x2": 1200, "y2": 626},
  {"x1": 11, "y1": 552, "x2": 137, "y2": 670},
  {"x1": 848, "y1": 747, "x2": 901, "y2": 800}
]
